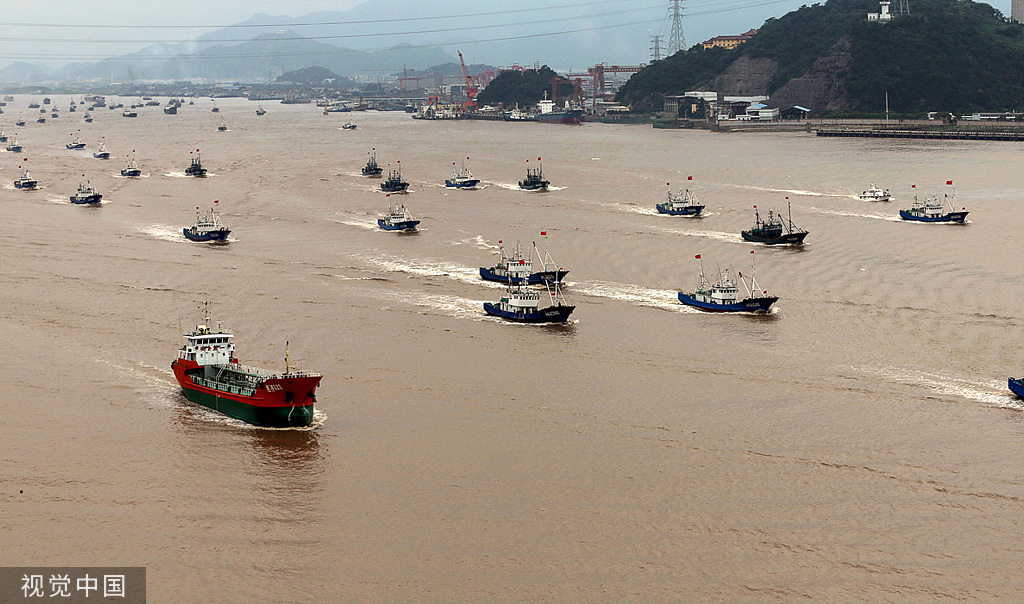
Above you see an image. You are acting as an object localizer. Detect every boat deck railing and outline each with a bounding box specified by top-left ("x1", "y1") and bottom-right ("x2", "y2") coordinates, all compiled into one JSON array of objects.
[
  {"x1": 211, "y1": 363, "x2": 321, "y2": 381},
  {"x1": 190, "y1": 375, "x2": 257, "y2": 398}
]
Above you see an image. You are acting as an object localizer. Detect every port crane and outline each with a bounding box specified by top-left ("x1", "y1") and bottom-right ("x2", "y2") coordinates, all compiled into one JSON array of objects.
[{"x1": 458, "y1": 51, "x2": 478, "y2": 111}]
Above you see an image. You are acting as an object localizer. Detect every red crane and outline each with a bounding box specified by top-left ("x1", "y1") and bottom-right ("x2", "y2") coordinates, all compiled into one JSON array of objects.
[{"x1": 458, "y1": 50, "x2": 478, "y2": 111}]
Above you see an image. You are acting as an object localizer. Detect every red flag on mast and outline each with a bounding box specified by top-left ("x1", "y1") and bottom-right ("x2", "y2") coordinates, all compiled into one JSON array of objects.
[
  {"x1": 695, "y1": 254, "x2": 701, "y2": 259},
  {"x1": 946, "y1": 180, "x2": 953, "y2": 185}
]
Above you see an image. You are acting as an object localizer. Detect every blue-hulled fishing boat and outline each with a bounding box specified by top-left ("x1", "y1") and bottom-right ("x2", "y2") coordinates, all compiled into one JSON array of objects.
[
  {"x1": 484, "y1": 280, "x2": 575, "y2": 324},
  {"x1": 445, "y1": 157, "x2": 480, "y2": 189},
  {"x1": 678, "y1": 253, "x2": 777, "y2": 313},
  {"x1": 656, "y1": 181, "x2": 704, "y2": 216},
  {"x1": 184, "y1": 202, "x2": 230, "y2": 242},
  {"x1": 899, "y1": 182, "x2": 968, "y2": 222},
  {"x1": 377, "y1": 198, "x2": 420, "y2": 231},
  {"x1": 479, "y1": 239, "x2": 568, "y2": 285}
]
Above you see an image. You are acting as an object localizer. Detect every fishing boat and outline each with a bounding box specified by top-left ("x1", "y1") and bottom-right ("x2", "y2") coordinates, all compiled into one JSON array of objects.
[
  {"x1": 255, "y1": 104, "x2": 266, "y2": 116},
  {"x1": 66, "y1": 135, "x2": 86, "y2": 150},
  {"x1": 6, "y1": 138, "x2": 22, "y2": 152},
  {"x1": 380, "y1": 164, "x2": 409, "y2": 192},
  {"x1": 377, "y1": 198, "x2": 420, "y2": 231},
  {"x1": 1009, "y1": 377, "x2": 1024, "y2": 399},
  {"x1": 484, "y1": 280, "x2": 575, "y2": 323},
  {"x1": 341, "y1": 121, "x2": 357, "y2": 130},
  {"x1": 184, "y1": 150, "x2": 207, "y2": 177},
  {"x1": 171, "y1": 303, "x2": 322, "y2": 427},
  {"x1": 163, "y1": 105, "x2": 178, "y2": 115},
  {"x1": 211, "y1": 104, "x2": 219, "y2": 113},
  {"x1": 122, "y1": 108, "x2": 138, "y2": 118},
  {"x1": 445, "y1": 157, "x2": 480, "y2": 189},
  {"x1": 362, "y1": 149, "x2": 383, "y2": 177},
  {"x1": 93, "y1": 141, "x2": 110, "y2": 159},
  {"x1": 678, "y1": 253, "x2": 778, "y2": 313},
  {"x1": 0, "y1": 130, "x2": 8, "y2": 143},
  {"x1": 518, "y1": 158, "x2": 549, "y2": 191},
  {"x1": 69, "y1": 178, "x2": 102, "y2": 204},
  {"x1": 36, "y1": 117, "x2": 45, "y2": 123},
  {"x1": 83, "y1": 114, "x2": 92, "y2": 123},
  {"x1": 184, "y1": 202, "x2": 231, "y2": 242},
  {"x1": 741, "y1": 201, "x2": 808, "y2": 244},
  {"x1": 858, "y1": 183, "x2": 891, "y2": 202},
  {"x1": 656, "y1": 182, "x2": 704, "y2": 216},
  {"x1": 121, "y1": 153, "x2": 142, "y2": 177},
  {"x1": 15, "y1": 117, "x2": 25, "y2": 126},
  {"x1": 502, "y1": 105, "x2": 536, "y2": 121},
  {"x1": 899, "y1": 182, "x2": 968, "y2": 222},
  {"x1": 217, "y1": 119, "x2": 227, "y2": 131},
  {"x1": 14, "y1": 166, "x2": 37, "y2": 190},
  {"x1": 479, "y1": 239, "x2": 568, "y2": 285},
  {"x1": 27, "y1": 100, "x2": 39, "y2": 109}
]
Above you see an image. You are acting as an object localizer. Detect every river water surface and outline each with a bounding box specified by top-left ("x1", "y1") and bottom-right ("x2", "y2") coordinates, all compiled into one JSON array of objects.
[{"x1": 3, "y1": 98, "x2": 1024, "y2": 601}]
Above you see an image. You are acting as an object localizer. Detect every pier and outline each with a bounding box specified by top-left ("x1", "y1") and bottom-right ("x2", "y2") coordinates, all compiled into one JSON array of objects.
[{"x1": 815, "y1": 127, "x2": 1024, "y2": 141}]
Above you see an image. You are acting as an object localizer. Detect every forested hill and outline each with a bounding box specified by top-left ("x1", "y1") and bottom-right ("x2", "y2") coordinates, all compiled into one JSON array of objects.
[{"x1": 617, "y1": 0, "x2": 1024, "y2": 114}]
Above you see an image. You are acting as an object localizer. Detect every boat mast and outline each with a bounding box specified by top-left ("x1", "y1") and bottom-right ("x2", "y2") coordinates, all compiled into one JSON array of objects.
[{"x1": 285, "y1": 340, "x2": 290, "y2": 374}]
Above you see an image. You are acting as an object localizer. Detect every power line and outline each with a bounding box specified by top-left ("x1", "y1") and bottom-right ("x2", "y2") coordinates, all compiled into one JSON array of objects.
[{"x1": 0, "y1": 4, "x2": 664, "y2": 45}]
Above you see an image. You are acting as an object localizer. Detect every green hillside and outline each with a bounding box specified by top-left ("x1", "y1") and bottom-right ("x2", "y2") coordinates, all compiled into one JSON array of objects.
[{"x1": 617, "y1": 0, "x2": 1024, "y2": 114}]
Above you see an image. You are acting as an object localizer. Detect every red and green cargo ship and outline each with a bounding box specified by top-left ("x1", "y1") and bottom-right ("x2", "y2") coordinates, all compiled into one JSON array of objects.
[{"x1": 171, "y1": 318, "x2": 322, "y2": 428}]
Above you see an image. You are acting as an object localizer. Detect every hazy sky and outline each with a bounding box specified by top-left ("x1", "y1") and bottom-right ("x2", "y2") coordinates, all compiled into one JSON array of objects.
[{"x1": 2, "y1": 0, "x2": 1016, "y2": 70}]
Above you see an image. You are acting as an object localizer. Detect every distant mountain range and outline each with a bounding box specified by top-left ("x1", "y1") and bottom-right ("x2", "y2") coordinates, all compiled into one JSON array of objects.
[{"x1": 0, "y1": 0, "x2": 652, "y2": 83}]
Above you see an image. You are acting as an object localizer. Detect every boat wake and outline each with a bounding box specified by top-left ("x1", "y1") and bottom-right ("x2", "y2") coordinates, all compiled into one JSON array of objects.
[
  {"x1": 452, "y1": 235, "x2": 500, "y2": 251},
  {"x1": 329, "y1": 216, "x2": 379, "y2": 231},
  {"x1": 727, "y1": 184, "x2": 850, "y2": 198},
  {"x1": 806, "y1": 206, "x2": 902, "y2": 222},
  {"x1": 165, "y1": 171, "x2": 216, "y2": 178},
  {"x1": 849, "y1": 365, "x2": 1014, "y2": 407},
  {"x1": 112, "y1": 173, "x2": 151, "y2": 179},
  {"x1": 649, "y1": 223, "x2": 744, "y2": 243},
  {"x1": 606, "y1": 202, "x2": 659, "y2": 216},
  {"x1": 356, "y1": 253, "x2": 491, "y2": 287},
  {"x1": 375, "y1": 288, "x2": 490, "y2": 321},
  {"x1": 572, "y1": 280, "x2": 701, "y2": 313},
  {"x1": 140, "y1": 224, "x2": 187, "y2": 243}
]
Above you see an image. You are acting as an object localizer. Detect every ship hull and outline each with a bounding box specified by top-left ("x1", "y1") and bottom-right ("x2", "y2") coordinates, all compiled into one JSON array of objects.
[
  {"x1": 14, "y1": 181, "x2": 37, "y2": 190},
  {"x1": 362, "y1": 169, "x2": 383, "y2": 177},
  {"x1": 380, "y1": 183, "x2": 409, "y2": 192},
  {"x1": 1009, "y1": 378, "x2": 1024, "y2": 398},
  {"x1": 518, "y1": 182, "x2": 549, "y2": 191},
  {"x1": 183, "y1": 228, "x2": 230, "y2": 242},
  {"x1": 172, "y1": 360, "x2": 320, "y2": 428},
  {"x1": 445, "y1": 179, "x2": 480, "y2": 188},
  {"x1": 535, "y1": 110, "x2": 583, "y2": 125},
  {"x1": 740, "y1": 231, "x2": 808, "y2": 244},
  {"x1": 483, "y1": 302, "x2": 575, "y2": 323},
  {"x1": 185, "y1": 169, "x2": 207, "y2": 177},
  {"x1": 657, "y1": 204, "x2": 704, "y2": 216},
  {"x1": 899, "y1": 210, "x2": 968, "y2": 222},
  {"x1": 70, "y1": 194, "x2": 102, "y2": 204},
  {"x1": 479, "y1": 267, "x2": 568, "y2": 285},
  {"x1": 121, "y1": 170, "x2": 141, "y2": 177},
  {"x1": 678, "y1": 292, "x2": 778, "y2": 313},
  {"x1": 377, "y1": 219, "x2": 419, "y2": 231}
]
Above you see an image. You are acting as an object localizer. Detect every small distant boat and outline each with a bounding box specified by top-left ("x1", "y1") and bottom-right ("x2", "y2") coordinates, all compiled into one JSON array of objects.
[
  {"x1": 0, "y1": 130, "x2": 7, "y2": 142},
  {"x1": 184, "y1": 151, "x2": 207, "y2": 177},
  {"x1": 121, "y1": 153, "x2": 142, "y2": 177},
  {"x1": 484, "y1": 280, "x2": 575, "y2": 324},
  {"x1": 184, "y1": 202, "x2": 231, "y2": 242},
  {"x1": 362, "y1": 148, "x2": 383, "y2": 177},
  {"x1": 211, "y1": 106, "x2": 219, "y2": 113},
  {"x1": 93, "y1": 141, "x2": 110, "y2": 159},
  {"x1": 84, "y1": 114, "x2": 93, "y2": 123},
  {"x1": 377, "y1": 198, "x2": 420, "y2": 231},
  {"x1": 899, "y1": 182, "x2": 968, "y2": 223},
  {"x1": 656, "y1": 182, "x2": 704, "y2": 216},
  {"x1": 27, "y1": 100, "x2": 39, "y2": 109},
  {"x1": 678, "y1": 253, "x2": 778, "y2": 313},
  {"x1": 145, "y1": 100, "x2": 160, "y2": 107},
  {"x1": 341, "y1": 121, "x2": 357, "y2": 130},
  {"x1": 518, "y1": 158, "x2": 549, "y2": 191},
  {"x1": 15, "y1": 118, "x2": 25, "y2": 126},
  {"x1": 445, "y1": 157, "x2": 480, "y2": 189},
  {"x1": 217, "y1": 119, "x2": 227, "y2": 132},
  {"x1": 480, "y1": 239, "x2": 568, "y2": 285},
  {"x1": 741, "y1": 201, "x2": 808, "y2": 244},
  {"x1": 14, "y1": 166, "x2": 37, "y2": 190},
  {"x1": 69, "y1": 178, "x2": 102, "y2": 204},
  {"x1": 6, "y1": 138, "x2": 22, "y2": 152},
  {"x1": 66, "y1": 135, "x2": 86, "y2": 150},
  {"x1": 380, "y1": 164, "x2": 409, "y2": 192},
  {"x1": 36, "y1": 117, "x2": 45, "y2": 123},
  {"x1": 858, "y1": 183, "x2": 891, "y2": 202},
  {"x1": 122, "y1": 108, "x2": 138, "y2": 118},
  {"x1": 42, "y1": 97, "x2": 50, "y2": 105},
  {"x1": 164, "y1": 105, "x2": 178, "y2": 115},
  {"x1": 255, "y1": 104, "x2": 266, "y2": 116}
]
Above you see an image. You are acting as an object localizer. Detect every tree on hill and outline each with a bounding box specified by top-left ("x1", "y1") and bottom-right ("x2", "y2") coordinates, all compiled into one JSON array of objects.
[
  {"x1": 476, "y1": 66, "x2": 573, "y2": 108},
  {"x1": 616, "y1": 0, "x2": 1024, "y2": 114}
]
